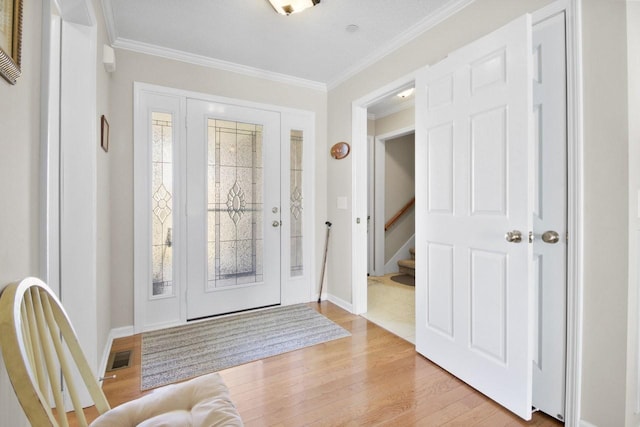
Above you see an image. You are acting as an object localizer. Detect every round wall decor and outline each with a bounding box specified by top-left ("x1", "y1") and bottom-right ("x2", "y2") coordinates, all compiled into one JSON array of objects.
[{"x1": 330, "y1": 141, "x2": 350, "y2": 159}]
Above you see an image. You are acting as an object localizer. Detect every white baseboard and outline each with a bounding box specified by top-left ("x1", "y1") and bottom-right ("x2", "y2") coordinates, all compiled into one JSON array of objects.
[
  {"x1": 384, "y1": 234, "x2": 415, "y2": 274},
  {"x1": 580, "y1": 420, "x2": 598, "y2": 427},
  {"x1": 111, "y1": 325, "x2": 135, "y2": 339},
  {"x1": 99, "y1": 325, "x2": 134, "y2": 381},
  {"x1": 328, "y1": 293, "x2": 353, "y2": 313}
]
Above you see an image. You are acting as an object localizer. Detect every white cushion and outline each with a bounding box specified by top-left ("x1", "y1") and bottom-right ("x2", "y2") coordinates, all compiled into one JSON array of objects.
[{"x1": 90, "y1": 372, "x2": 243, "y2": 427}]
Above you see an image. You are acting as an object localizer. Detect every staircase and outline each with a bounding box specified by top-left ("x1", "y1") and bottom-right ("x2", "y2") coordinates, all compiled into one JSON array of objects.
[{"x1": 397, "y1": 247, "x2": 415, "y2": 277}]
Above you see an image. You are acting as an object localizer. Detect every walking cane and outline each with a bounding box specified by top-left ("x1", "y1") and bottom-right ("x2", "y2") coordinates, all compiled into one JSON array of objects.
[{"x1": 318, "y1": 221, "x2": 332, "y2": 303}]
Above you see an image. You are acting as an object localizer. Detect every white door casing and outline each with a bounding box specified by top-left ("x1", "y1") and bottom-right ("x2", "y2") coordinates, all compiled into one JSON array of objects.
[
  {"x1": 415, "y1": 14, "x2": 534, "y2": 420},
  {"x1": 185, "y1": 99, "x2": 281, "y2": 319},
  {"x1": 367, "y1": 135, "x2": 375, "y2": 276},
  {"x1": 531, "y1": 11, "x2": 568, "y2": 420}
]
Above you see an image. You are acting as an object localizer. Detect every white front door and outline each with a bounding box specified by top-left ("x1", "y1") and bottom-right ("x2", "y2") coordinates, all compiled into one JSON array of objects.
[
  {"x1": 415, "y1": 14, "x2": 534, "y2": 420},
  {"x1": 186, "y1": 99, "x2": 281, "y2": 319}
]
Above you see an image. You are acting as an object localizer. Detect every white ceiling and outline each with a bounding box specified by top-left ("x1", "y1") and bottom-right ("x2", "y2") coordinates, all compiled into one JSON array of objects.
[{"x1": 102, "y1": 0, "x2": 473, "y2": 89}]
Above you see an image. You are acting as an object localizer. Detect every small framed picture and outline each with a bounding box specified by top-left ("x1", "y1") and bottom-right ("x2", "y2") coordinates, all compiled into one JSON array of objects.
[
  {"x1": 0, "y1": 0, "x2": 23, "y2": 84},
  {"x1": 101, "y1": 115, "x2": 110, "y2": 153}
]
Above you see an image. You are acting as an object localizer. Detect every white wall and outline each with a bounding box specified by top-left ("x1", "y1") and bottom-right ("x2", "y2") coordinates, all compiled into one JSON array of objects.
[
  {"x1": 580, "y1": 1, "x2": 629, "y2": 425},
  {"x1": 0, "y1": 0, "x2": 42, "y2": 423},
  {"x1": 108, "y1": 49, "x2": 328, "y2": 327},
  {"x1": 627, "y1": 1, "x2": 640, "y2": 425}
]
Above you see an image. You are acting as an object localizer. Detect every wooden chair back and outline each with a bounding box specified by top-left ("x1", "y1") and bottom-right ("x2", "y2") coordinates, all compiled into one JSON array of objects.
[{"x1": 0, "y1": 277, "x2": 111, "y2": 426}]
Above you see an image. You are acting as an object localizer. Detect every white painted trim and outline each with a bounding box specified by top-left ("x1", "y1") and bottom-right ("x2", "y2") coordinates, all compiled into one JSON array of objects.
[
  {"x1": 327, "y1": 0, "x2": 474, "y2": 90},
  {"x1": 40, "y1": 3, "x2": 61, "y2": 297},
  {"x1": 579, "y1": 421, "x2": 597, "y2": 427},
  {"x1": 636, "y1": 231, "x2": 640, "y2": 416},
  {"x1": 113, "y1": 37, "x2": 327, "y2": 92},
  {"x1": 351, "y1": 104, "x2": 368, "y2": 315},
  {"x1": 136, "y1": 82, "x2": 317, "y2": 117},
  {"x1": 100, "y1": 0, "x2": 117, "y2": 45},
  {"x1": 59, "y1": 15, "x2": 99, "y2": 408},
  {"x1": 566, "y1": 0, "x2": 584, "y2": 423},
  {"x1": 352, "y1": 72, "x2": 417, "y2": 315},
  {"x1": 367, "y1": 135, "x2": 375, "y2": 276},
  {"x1": 374, "y1": 137, "x2": 385, "y2": 276},
  {"x1": 384, "y1": 234, "x2": 416, "y2": 274},
  {"x1": 327, "y1": 294, "x2": 353, "y2": 313},
  {"x1": 110, "y1": 325, "x2": 134, "y2": 339}
]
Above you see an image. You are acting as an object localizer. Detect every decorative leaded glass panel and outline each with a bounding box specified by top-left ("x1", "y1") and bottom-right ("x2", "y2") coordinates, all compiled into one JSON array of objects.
[
  {"x1": 207, "y1": 119, "x2": 263, "y2": 288},
  {"x1": 290, "y1": 130, "x2": 304, "y2": 277},
  {"x1": 151, "y1": 112, "x2": 173, "y2": 297}
]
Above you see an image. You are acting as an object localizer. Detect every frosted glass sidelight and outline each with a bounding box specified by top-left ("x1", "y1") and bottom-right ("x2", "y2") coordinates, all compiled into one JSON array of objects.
[
  {"x1": 151, "y1": 112, "x2": 174, "y2": 297},
  {"x1": 290, "y1": 130, "x2": 304, "y2": 277},
  {"x1": 207, "y1": 119, "x2": 264, "y2": 289}
]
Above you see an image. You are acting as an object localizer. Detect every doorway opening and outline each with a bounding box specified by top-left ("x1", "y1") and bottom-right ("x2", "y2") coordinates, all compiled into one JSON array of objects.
[{"x1": 363, "y1": 98, "x2": 417, "y2": 343}]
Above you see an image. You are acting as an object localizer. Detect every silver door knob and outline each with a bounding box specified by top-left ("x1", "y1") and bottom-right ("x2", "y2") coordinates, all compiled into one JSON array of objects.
[
  {"x1": 505, "y1": 230, "x2": 522, "y2": 243},
  {"x1": 541, "y1": 230, "x2": 560, "y2": 244},
  {"x1": 272, "y1": 220, "x2": 280, "y2": 228}
]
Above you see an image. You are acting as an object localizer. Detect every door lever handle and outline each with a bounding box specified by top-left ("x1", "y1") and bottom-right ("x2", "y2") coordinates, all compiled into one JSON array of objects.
[{"x1": 505, "y1": 230, "x2": 522, "y2": 243}]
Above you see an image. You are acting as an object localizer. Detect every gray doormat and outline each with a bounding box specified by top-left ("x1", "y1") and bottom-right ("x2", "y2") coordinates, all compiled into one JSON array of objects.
[{"x1": 141, "y1": 304, "x2": 350, "y2": 390}]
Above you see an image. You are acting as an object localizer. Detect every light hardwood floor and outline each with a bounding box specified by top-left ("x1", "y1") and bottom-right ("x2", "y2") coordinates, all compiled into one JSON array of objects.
[{"x1": 77, "y1": 302, "x2": 562, "y2": 426}]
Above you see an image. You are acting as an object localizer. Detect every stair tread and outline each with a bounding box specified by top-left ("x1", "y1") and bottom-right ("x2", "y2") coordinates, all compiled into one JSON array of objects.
[{"x1": 397, "y1": 259, "x2": 415, "y2": 268}]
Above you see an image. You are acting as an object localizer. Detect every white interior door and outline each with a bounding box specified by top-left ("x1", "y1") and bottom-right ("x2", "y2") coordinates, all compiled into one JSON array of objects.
[
  {"x1": 532, "y1": 12, "x2": 567, "y2": 420},
  {"x1": 415, "y1": 14, "x2": 534, "y2": 420},
  {"x1": 186, "y1": 99, "x2": 281, "y2": 319}
]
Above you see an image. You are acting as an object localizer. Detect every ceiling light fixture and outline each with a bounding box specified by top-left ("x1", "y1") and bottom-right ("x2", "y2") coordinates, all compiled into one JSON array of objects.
[
  {"x1": 268, "y1": 0, "x2": 320, "y2": 15},
  {"x1": 396, "y1": 88, "x2": 415, "y2": 99}
]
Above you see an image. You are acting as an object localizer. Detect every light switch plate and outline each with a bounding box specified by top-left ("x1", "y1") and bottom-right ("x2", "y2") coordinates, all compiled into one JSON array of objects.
[{"x1": 337, "y1": 196, "x2": 347, "y2": 210}]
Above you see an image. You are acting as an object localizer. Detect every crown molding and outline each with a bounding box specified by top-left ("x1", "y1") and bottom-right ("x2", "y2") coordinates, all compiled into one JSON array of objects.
[
  {"x1": 101, "y1": 0, "x2": 118, "y2": 45},
  {"x1": 111, "y1": 37, "x2": 327, "y2": 92},
  {"x1": 326, "y1": 0, "x2": 475, "y2": 90}
]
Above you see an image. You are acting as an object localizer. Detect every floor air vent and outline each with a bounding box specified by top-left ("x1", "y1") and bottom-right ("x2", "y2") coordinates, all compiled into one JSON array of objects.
[{"x1": 106, "y1": 350, "x2": 132, "y2": 371}]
